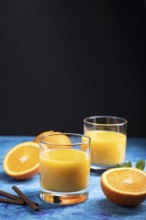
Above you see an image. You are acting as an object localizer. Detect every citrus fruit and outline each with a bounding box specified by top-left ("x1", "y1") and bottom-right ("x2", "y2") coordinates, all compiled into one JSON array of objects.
[
  {"x1": 33, "y1": 130, "x2": 56, "y2": 143},
  {"x1": 100, "y1": 167, "x2": 146, "y2": 207},
  {"x1": 34, "y1": 131, "x2": 72, "y2": 147},
  {"x1": 3, "y1": 142, "x2": 39, "y2": 180}
]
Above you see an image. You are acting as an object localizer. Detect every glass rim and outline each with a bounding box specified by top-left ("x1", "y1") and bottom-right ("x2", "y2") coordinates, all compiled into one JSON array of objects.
[
  {"x1": 39, "y1": 132, "x2": 91, "y2": 146},
  {"x1": 83, "y1": 115, "x2": 128, "y2": 126}
]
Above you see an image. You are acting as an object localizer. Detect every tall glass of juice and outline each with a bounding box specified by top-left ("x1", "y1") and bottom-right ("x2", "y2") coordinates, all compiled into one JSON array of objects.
[
  {"x1": 83, "y1": 116, "x2": 127, "y2": 174},
  {"x1": 40, "y1": 133, "x2": 90, "y2": 205}
]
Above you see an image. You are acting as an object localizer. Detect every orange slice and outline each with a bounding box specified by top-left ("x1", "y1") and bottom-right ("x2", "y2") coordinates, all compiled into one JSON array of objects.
[
  {"x1": 3, "y1": 142, "x2": 39, "y2": 180},
  {"x1": 34, "y1": 131, "x2": 72, "y2": 146},
  {"x1": 100, "y1": 168, "x2": 146, "y2": 207}
]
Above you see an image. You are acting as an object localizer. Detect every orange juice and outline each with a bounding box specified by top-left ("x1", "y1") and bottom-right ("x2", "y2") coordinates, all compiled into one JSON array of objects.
[
  {"x1": 85, "y1": 130, "x2": 126, "y2": 165},
  {"x1": 40, "y1": 149, "x2": 90, "y2": 192}
]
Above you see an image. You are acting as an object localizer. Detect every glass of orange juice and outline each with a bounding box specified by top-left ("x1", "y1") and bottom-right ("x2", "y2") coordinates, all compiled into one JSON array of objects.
[
  {"x1": 83, "y1": 116, "x2": 127, "y2": 173},
  {"x1": 39, "y1": 133, "x2": 90, "y2": 205}
]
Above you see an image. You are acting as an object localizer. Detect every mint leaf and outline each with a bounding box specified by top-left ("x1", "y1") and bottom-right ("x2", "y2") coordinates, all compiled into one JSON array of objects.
[
  {"x1": 123, "y1": 161, "x2": 132, "y2": 167},
  {"x1": 125, "y1": 161, "x2": 132, "y2": 167},
  {"x1": 116, "y1": 160, "x2": 145, "y2": 170},
  {"x1": 117, "y1": 161, "x2": 132, "y2": 168},
  {"x1": 116, "y1": 164, "x2": 121, "y2": 167},
  {"x1": 135, "y1": 160, "x2": 145, "y2": 170}
]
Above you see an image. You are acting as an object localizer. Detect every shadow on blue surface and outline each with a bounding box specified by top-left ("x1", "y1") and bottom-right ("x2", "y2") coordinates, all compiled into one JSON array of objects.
[{"x1": 0, "y1": 172, "x2": 34, "y2": 184}]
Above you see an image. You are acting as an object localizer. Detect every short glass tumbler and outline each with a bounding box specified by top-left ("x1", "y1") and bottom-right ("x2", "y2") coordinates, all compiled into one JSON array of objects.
[
  {"x1": 40, "y1": 133, "x2": 90, "y2": 205},
  {"x1": 83, "y1": 116, "x2": 127, "y2": 173}
]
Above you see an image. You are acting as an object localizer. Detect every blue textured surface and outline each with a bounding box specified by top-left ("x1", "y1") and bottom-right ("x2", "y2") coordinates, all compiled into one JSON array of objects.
[{"x1": 0, "y1": 136, "x2": 146, "y2": 220}]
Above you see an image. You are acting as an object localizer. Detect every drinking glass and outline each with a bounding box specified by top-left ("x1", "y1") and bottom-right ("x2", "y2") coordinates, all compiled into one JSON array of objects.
[
  {"x1": 40, "y1": 133, "x2": 90, "y2": 205},
  {"x1": 83, "y1": 116, "x2": 127, "y2": 174}
]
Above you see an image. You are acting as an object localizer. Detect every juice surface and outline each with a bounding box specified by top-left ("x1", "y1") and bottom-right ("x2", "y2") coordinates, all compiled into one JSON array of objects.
[
  {"x1": 85, "y1": 130, "x2": 126, "y2": 165},
  {"x1": 40, "y1": 149, "x2": 89, "y2": 192}
]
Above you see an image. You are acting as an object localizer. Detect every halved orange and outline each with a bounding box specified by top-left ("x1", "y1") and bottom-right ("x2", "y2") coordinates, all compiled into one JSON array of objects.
[
  {"x1": 33, "y1": 130, "x2": 56, "y2": 143},
  {"x1": 3, "y1": 142, "x2": 39, "y2": 180},
  {"x1": 34, "y1": 130, "x2": 72, "y2": 147},
  {"x1": 100, "y1": 168, "x2": 146, "y2": 207}
]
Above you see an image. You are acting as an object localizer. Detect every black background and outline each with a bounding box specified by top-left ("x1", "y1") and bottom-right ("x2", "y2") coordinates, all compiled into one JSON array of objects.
[{"x1": 0, "y1": 1, "x2": 146, "y2": 137}]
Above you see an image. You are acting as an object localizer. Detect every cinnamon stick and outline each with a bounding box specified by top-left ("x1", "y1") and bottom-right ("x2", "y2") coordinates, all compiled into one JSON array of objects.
[
  {"x1": 0, "y1": 197, "x2": 24, "y2": 205},
  {"x1": 12, "y1": 186, "x2": 39, "y2": 211},
  {"x1": 0, "y1": 190, "x2": 22, "y2": 201}
]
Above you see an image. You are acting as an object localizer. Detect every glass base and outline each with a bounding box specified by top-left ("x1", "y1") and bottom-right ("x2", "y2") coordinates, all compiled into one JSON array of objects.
[
  {"x1": 40, "y1": 188, "x2": 88, "y2": 205},
  {"x1": 90, "y1": 163, "x2": 119, "y2": 175}
]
